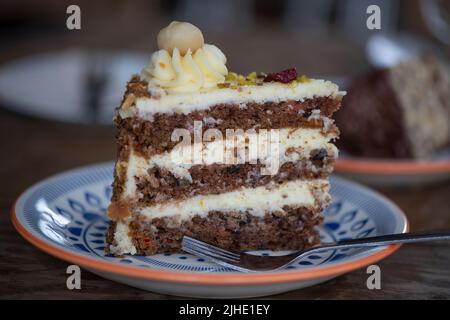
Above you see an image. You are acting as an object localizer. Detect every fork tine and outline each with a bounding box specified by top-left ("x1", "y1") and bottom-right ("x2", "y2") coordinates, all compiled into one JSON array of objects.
[
  {"x1": 183, "y1": 245, "x2": 238, "y2": 263},
  {"x1": 182, "y1": 241, "x2": 240, "y2": 263},
  {"x1": 182, "y1": 239, "x2": 240, "y2": 262},
  {"x1": 183, "y1": 243, "x2": 239, "y2": 262},
  {"x1": 181, "y1": 246, "x2": 250, "y2": 272},
  {"x1": 182, "y1": 236, "x2": 240, "y2": 259}
]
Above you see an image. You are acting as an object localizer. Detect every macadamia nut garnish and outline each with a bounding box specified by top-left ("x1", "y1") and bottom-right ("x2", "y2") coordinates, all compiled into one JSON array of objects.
[{"x1": 157, "y1": 21, "x2": 204, "y2": 55}]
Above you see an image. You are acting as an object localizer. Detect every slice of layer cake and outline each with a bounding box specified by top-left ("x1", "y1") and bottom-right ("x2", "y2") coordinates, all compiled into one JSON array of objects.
[
  {"x1": 336, "y1": 55, "x2": 450, "y2": 159},
  {"x1": 106, "y1": 22, "x2": 345, "y2": 255}
]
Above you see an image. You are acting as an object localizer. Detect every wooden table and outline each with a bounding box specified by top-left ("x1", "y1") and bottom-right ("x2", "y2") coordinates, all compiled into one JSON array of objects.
[{"x1": 1, "y1": 107, "x2": 450, "y2": 300}]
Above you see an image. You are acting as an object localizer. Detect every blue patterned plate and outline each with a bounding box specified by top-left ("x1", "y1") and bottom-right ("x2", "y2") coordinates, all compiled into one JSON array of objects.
[{"x1": 11, "y1": 162, "x2": 408, "y2": 298}]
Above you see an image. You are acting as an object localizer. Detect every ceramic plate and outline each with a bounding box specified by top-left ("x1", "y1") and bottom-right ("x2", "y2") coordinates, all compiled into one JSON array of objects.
[
  {"x1": 11, "y1": 162, "x2": 408, "y2": 298},
  {"x1": 0, "y1": 49, "x2": 147, "y2": 124},
  {"x1": 335, "y1": 148, "x2": 450, "y2": 187}
]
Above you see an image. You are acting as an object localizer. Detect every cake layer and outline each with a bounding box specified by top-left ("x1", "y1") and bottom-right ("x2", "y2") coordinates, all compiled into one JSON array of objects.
[
  {"x1": 119, "y1": 127, "x2": 338, "y2": 199},
  {"x1": 108, "y1": 178, "x2": 329, "y2": 221},
  {"x1": 135, "y1": 179, "x2": 329, "y2": 220},
  {"x1": 119, "y1": 76, "x2": 344, "y2": 118},
  {"x1": 135, "y1": 151, "x2": 335, "y2": 207},
  {"x1": 107, "y1": 207, "x2": 323, "y2": 255},
  {"x1": 116, "y1": 81, "x2": 341, "y2": 158},
  {"x1": 128, "y1": 127, "x2": 337, "y2": 179}
]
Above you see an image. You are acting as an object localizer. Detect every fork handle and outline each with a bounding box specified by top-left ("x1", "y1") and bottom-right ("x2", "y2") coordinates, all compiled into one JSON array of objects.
[{"x1": 316, "y1": 230, "x2": 450, "y2": 251}]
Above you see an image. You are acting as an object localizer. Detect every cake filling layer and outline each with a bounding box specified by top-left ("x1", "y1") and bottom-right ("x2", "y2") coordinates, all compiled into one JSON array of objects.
[
  {"x1": 122, "y1": 127, "x2": 338, "y2": 198},
  {"x1": 133, "y1": 179, "x2": 329, "y2": 221},
  {"x1": 108, "y1": 221, "x2": 137, "y2": 255},
  {"x1": 119, "y1": 77, "x2": 344, "y2": 118},
  {"x1": 135, "y1": 149, "x2": 336, "y2": 206},
  {"x1": 116, "y1": 91, "x2": 341, "y2": 158}
]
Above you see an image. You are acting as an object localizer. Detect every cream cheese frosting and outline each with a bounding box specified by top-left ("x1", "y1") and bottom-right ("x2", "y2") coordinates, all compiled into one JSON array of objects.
[
  {"x1": 136, "y1": 179, "x2": 329, "y2": 221},
  {"x1": 108, "y1": 221, "x2": 137, "y2": 255},
  {"x1": 120, "y1": 79, "x2": 344, "y2": 119},
  {"x1": 142, "y1": 44, "x2": 227, "y2": 93}
]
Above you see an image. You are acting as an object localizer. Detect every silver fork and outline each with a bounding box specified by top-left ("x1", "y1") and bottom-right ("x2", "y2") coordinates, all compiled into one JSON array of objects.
[{"x1": 182, "y1": 231, "x2": 450, "y2": 272}]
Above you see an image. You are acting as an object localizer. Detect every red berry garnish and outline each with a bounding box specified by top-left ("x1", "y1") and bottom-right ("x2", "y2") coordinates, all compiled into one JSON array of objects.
[{"x1": 264, "y1": 68, "x2": 298, "y2": 83}]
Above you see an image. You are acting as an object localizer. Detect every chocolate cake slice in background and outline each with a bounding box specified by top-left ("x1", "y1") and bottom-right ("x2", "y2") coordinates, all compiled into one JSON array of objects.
[{"x1": 336, "y1": 55, "x2": 450, "y2": 159}]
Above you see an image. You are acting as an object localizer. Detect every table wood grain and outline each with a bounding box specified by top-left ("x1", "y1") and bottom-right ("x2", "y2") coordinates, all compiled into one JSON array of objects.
[{"x1": 1, "y1": 102, "x2": 450, "y2": 299}]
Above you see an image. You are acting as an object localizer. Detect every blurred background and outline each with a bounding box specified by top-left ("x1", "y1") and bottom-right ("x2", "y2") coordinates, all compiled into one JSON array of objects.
[
  {"x1": 0, "y1": 0, "x2": 448, "y2": 124},
  {"x1": 0, "y1": 0, "x2": 449, "y2": 191}
]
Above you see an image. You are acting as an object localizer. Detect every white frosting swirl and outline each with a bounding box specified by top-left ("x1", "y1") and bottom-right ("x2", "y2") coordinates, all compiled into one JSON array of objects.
[{"x1": 142, "y1": 44, "x2": 228, "y2": 93}]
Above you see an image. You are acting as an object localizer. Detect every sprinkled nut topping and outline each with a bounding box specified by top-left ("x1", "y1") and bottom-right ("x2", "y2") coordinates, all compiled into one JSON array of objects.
[
  {"x1": 297, "y1": 75, "x2": 312, "y2": 83},
  {"x1": 157, "y1": 21, "x2": 204, "y2": 55},
  {"x1": 217, "y1": 70, "x2": 310, "y2": 89},
  {"x1": 121, "y1": 94, "x2": 135, "y2": 110}
]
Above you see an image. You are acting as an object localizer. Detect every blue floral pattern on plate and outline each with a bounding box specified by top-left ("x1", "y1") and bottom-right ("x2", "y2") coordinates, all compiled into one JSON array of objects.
[{"x1": 14, "y1": 162, "x2": 407, "y2": 273}]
